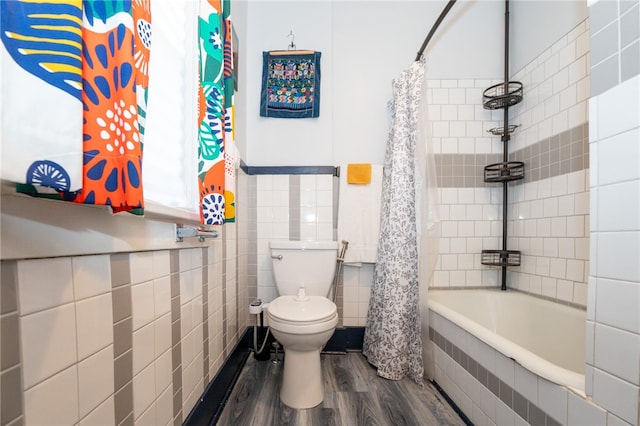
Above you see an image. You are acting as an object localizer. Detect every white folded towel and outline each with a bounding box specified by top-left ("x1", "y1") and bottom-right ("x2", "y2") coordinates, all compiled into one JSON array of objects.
[{"x1": 337, "y1": 164, "x2": 383, "y2": 264}]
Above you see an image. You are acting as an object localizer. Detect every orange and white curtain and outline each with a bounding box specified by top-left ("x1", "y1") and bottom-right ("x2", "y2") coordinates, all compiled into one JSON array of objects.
[
  {"x1": 1, "y1": 0, "x2": 152, "y2": 213},
  {"x1": 197, "y1": 0, "x2": 235, "y2": 225}
]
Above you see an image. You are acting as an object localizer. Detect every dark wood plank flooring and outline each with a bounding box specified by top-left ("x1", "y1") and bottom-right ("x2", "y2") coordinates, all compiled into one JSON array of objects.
[{"x1": 216, "y1": 351, "x2": 466, "y2": 426}]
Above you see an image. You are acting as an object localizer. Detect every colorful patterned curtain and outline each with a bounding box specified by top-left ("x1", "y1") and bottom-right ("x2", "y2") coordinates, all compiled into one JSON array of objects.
[
  {"x1": 197, "y1": 0, "x2": 235, "y2": 225},
  {"x1": 1, "y1": 0, "x2": 151, "y2": 213}
]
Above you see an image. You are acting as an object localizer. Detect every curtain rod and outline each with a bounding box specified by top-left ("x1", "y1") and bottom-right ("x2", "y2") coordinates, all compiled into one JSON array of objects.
[{"x1": 415, "y1": 0, "x2": 458, "y2": 62}]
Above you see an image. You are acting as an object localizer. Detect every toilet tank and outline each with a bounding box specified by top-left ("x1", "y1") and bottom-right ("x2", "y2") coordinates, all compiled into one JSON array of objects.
[{"x1": 270, "y1": 240, "x2": 338, "y2": 297}]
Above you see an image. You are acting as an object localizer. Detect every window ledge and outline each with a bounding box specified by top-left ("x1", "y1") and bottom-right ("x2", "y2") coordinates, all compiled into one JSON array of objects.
[{"x1": 143, "y1": 200, "x2": 202, "y2": 226}]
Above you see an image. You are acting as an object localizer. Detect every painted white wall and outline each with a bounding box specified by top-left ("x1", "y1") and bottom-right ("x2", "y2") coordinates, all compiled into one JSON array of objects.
[
  {"x1": 241, "y1": 0, "x2": 588, "y2": 167},
  {"x1": 243, "y1": 0, "x2": 504, "y2": 166}
]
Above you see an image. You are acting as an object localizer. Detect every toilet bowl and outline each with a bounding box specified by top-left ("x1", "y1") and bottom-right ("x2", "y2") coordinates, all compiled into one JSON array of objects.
[
  {"x1": 266, "y1": 240, "x2": 339, "y2": 409},
  {"x1": 267, "y1": 295, "x2": 338, "y2": 408}
]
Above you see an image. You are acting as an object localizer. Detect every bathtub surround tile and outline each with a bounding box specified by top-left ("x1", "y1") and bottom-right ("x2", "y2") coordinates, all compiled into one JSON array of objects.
[
  {"x1": 590, "y1": 21, "x2": 619, "y2": 66},
  {"x1": 567, "y1": 389, "x2": 607, "y2": 426},
  {"x1": 592, "y1": 368, "x2": 639, "y2": 425},
  {"x1": 596, "y1": 232, "x2": 640, "y2": 283},
  {"x1": 595, "y1": 75, "x2": 640, "y2": 141},
  {"x1": 429, "y1": 319, "x2": 592, "y2": 426},
  {"x1": 598, "y1": 128, "x2": 640, "y2": 186},
  {"x1": 593, "y1": 323, "x2": 640, "y2": 385},
  {"x1": 595, "y1": 278, "x2": 640, "y2": 334},
  {"x1": 538, "y1": 378, "x2": 568, "y2": 425}
]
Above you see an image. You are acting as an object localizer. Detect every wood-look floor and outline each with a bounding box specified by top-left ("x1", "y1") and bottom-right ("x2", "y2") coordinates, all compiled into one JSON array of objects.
[{"x1": 216, "y1": 351, "x2": 466, "y2": 426}]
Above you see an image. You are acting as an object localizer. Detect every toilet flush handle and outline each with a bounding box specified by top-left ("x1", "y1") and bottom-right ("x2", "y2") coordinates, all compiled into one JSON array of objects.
[{"x1": 271, "y1": 254, "x2": 283, "y2": 260}]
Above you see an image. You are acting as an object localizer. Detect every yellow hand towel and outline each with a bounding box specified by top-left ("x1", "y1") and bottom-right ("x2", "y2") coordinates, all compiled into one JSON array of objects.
[{"x1": 347, "y1": 163, "x2": 372, "y2": 184}]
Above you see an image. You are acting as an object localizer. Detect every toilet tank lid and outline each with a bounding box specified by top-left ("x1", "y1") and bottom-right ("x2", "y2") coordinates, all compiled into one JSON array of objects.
[{"x1": 269, "y1": 240, "x2": 338, "y2": 250}]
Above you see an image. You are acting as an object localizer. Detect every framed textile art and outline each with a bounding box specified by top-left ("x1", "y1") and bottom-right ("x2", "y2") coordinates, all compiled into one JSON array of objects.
[{"x1": 260, "y1": 51, "x2": 321, "y2": 119}]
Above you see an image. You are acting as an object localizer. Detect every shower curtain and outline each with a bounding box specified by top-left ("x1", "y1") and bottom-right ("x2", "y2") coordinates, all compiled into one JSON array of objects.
[{"x1": 363, "y1": 59, "x2": 439, "y2": 383}]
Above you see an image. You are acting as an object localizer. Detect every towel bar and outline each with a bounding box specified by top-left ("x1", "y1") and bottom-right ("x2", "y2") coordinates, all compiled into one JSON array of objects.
[{"x1": 175, "y1": 224, "x2": 219, "y2": 242}]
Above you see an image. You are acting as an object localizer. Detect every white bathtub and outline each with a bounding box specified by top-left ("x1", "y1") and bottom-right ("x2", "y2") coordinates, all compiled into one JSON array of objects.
[{"x1": 428, "y1": 289, "x2": 586, "y2": 392}]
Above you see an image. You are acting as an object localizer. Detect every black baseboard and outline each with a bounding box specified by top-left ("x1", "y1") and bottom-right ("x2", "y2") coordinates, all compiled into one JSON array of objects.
[
  {"x1": 324, "y1": 326, "x2": 366, "y2": 352},
  {"x1": 432, "y1": 380, "x2": 474, "y2": 426},
  {"x1": 183, "y1": 329, "x2": 251, "y2": 426}
]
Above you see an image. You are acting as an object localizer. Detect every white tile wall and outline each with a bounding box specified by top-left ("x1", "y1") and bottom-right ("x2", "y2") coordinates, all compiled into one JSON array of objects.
[
  {"x1": 20, "y1": 302, "x2": 78, "y2": 389},
  {"x1": 567, "y1": 389, "x2": 607, "y2": 426},
  {"x1": 17, "y1": 257, "x2": 74, "y2": 315},
  {"x1": 300, "y1": 175, "x2": 334, "y2": 241},
  {"x1": 130, "y1": 251, "x2": 154, "y2": 284},
  {"x1": 342, "y1": 264, "x2": 374, "y2": 326},
  {"x1": 78, "y1": 345, "x2": 114, "y2": 419},
  {"x1": 592, "y1": 368, "x2": 639, "y2": 425},
  {"x1": 78, "y1": 396, "x2": 115, "y2": 426},
  {"x1": 72, "y1": 254, "x2": 111, "y2": 300},
  {"x1": 23, "y1": 366, "x2": 79, "y2": 424},
  {"x1": 589, "y1": 40, "x2": 640, "y2": 425},
  {"x1": 76, "y1": 292, "x2": 113, "y2": 361},
  {"x1": 133, "y1": 322, "x2": 155, "y2": 375},
  {"x1": 427, "y1": 22, "x2": 590, "y2": 301}
]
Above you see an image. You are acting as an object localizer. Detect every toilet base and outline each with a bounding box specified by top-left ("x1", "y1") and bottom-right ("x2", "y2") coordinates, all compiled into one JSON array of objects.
[{"x1": 280, "y1": 348, "x2": 323, "y2": 409}]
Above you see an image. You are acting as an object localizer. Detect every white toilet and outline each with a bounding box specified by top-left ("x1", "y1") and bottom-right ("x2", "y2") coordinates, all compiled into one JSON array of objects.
[{"x1": 266, "y1": 240, "x2": 339, "y2": 409}]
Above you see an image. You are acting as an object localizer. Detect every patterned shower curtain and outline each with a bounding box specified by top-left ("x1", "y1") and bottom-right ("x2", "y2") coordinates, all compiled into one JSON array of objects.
[
  {"x1": 363, "y1": 60, "x2": 427, "y2": 383},
  {"x1": 1, "y1": 0, "x2": 151, "y2": 212},
  {"x1": 197, "y1": 0, "x2": 235, "y2": 225}
]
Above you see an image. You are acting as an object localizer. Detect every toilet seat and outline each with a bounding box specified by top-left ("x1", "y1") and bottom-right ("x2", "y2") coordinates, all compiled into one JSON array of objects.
[{"x1": 267, "y1": 296, "x2": 338, "y2": 334}]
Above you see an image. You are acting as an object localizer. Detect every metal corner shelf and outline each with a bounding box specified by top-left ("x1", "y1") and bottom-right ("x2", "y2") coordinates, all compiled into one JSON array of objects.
[
  {"x1": 483, "y1": 161, "x2": 525, "y2": 182},
  {"x1": 487, "y1": 124, "x2": 520, "y2": 136},
  {"x1": 481, "y1": 250, "x2": 521, "y2": 267},
  {"x1": 482, "y1": 81, "x2": 523, "y2": 110}
]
